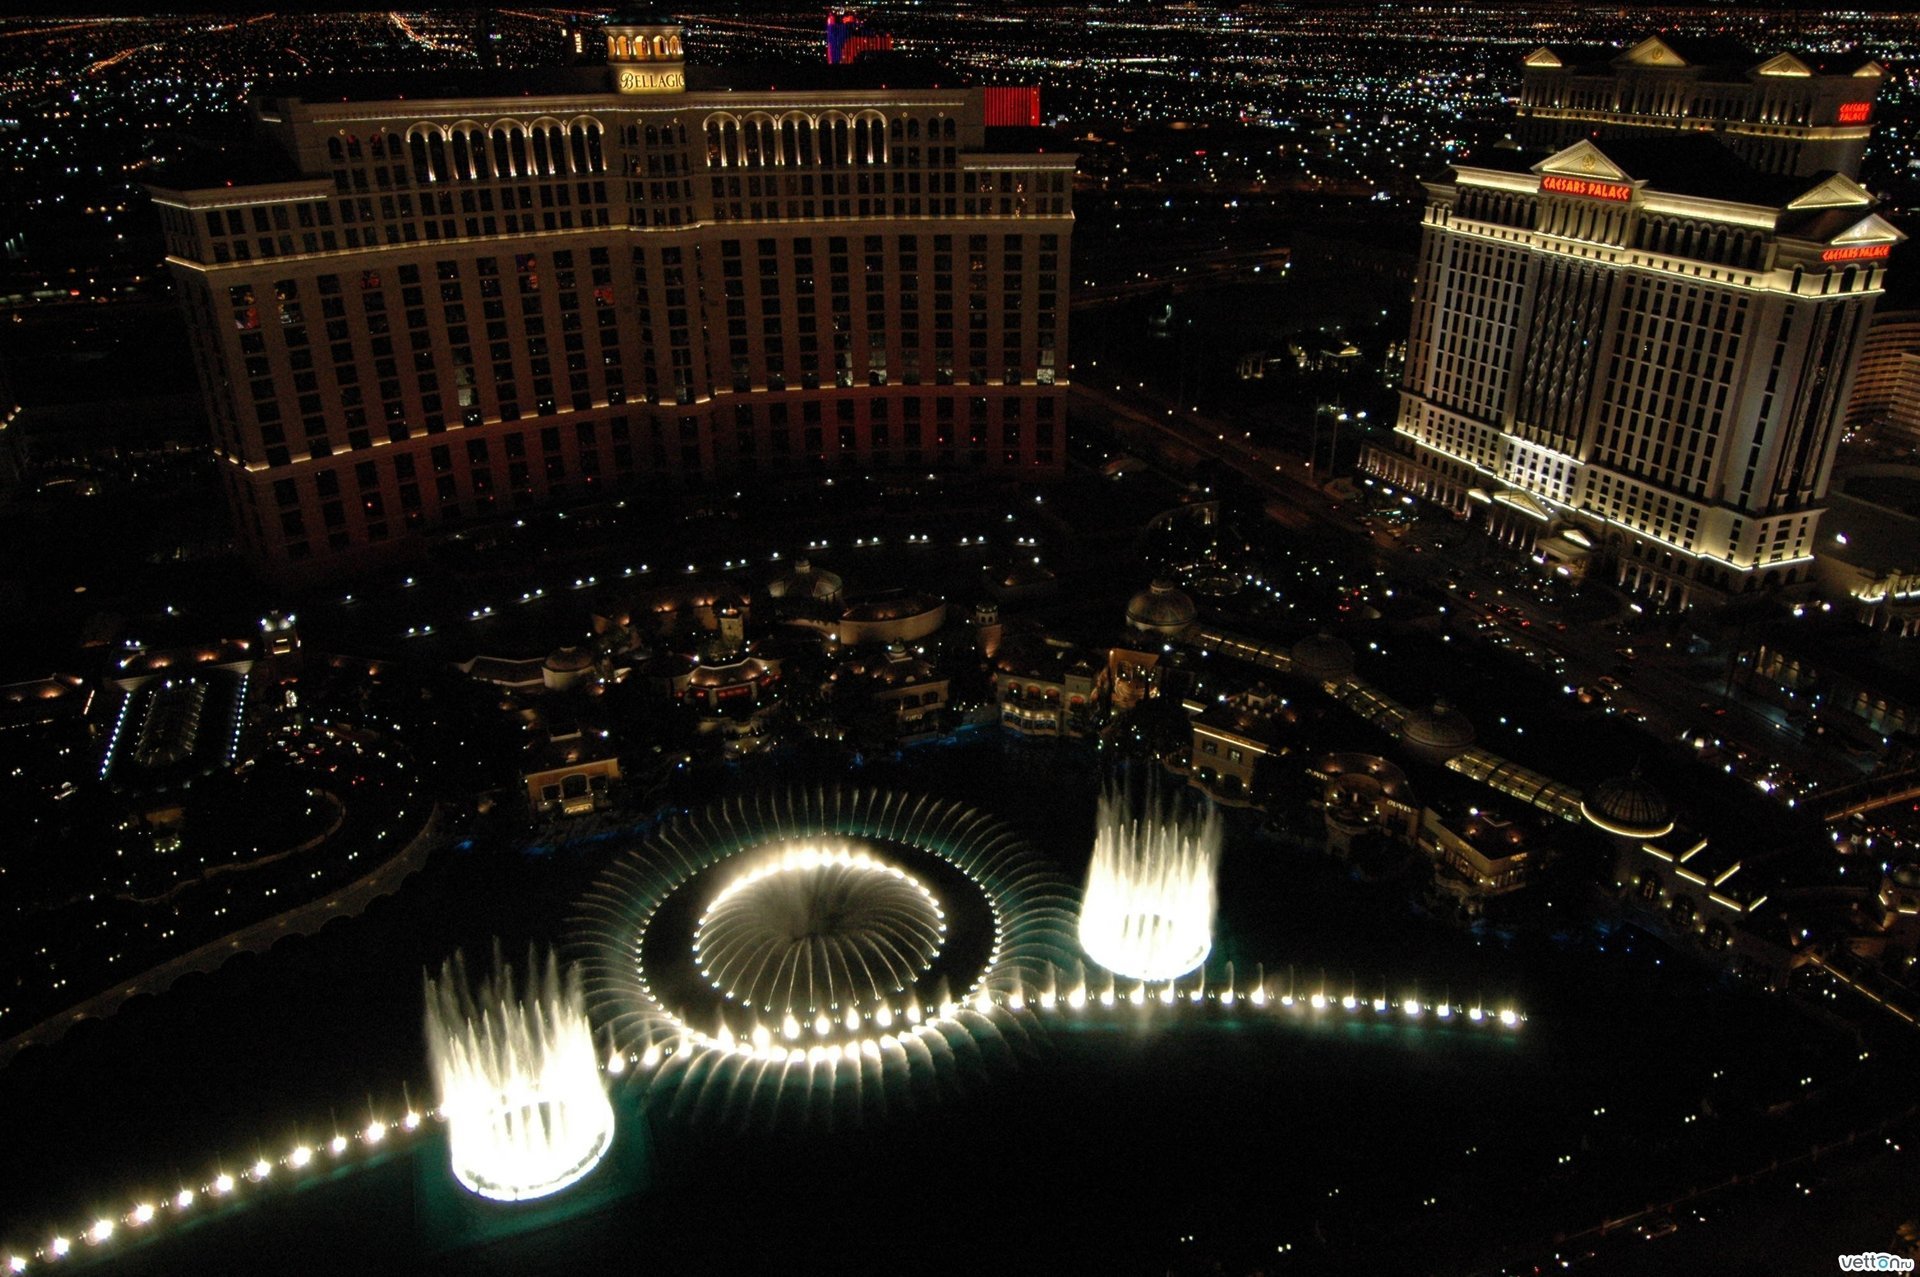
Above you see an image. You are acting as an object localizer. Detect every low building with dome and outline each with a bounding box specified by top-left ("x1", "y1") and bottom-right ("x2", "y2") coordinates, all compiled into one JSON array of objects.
[
  {"x1": 542, "y1": 645, "x2": 596, "y2": 692},
  {"x1": 1290, "y1": 632, "x2": 1355, "y2": 686},
  {"x1": 1398, "y1": 699, "x2": 1476, "y2": 764},
  {"x1": 765, "y1": 557, "x2": 844, "y2": 607},
  {"x1": 1580, "y1": 770, "x2": 1674, "y2": 841},
  {"x1": 781, "y1": 588, "x2": 947, "y2": 647},
  {"x1": 1125, "y1": 578, "x2": 1198, "y2": 641}
]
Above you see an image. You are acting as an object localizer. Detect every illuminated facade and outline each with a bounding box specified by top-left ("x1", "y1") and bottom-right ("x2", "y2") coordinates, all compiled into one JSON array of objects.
[
  {"x1": 1367, "y1": 130, "x2": 1902, "y2": 608},
  {"x1": 149, "y1": 18, "x2": 1074, "y2": 581},
  {"x1": 1516, "y1": 35, "x2": 1883, "y2": 179}
]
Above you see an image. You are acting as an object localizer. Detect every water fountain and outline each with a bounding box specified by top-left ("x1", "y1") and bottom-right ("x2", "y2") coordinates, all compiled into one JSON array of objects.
[
  {"x1": 425, "y1": 949, "x2": 616, "y2": 1203},
  {"x1": 694, "y1": 840, "x2": 948, "y2": 1015},
  {"x1": 1078, "y1": 783, "x2": 1220, "y2": 982},
  {"x1": 573, "y1": 787, "x2": 1080, "y2": 1126}
]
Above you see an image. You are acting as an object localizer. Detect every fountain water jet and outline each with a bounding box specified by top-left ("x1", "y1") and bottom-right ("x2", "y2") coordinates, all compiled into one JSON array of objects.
[
  {"x1": 425, "y1": 949, "x2": 616, "y2": 1203},
  {"x1": 1078, "y1": 783, "x2": 1220, "y2": 982}
]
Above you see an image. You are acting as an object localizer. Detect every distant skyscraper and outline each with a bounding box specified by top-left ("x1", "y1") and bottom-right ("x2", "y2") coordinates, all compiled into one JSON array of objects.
[
  {"x1": 149, "y1": 14, "x2": 1074, "y2": 582},
  {"x1": 1516, "y1": 35, "x2": 1884, "y2": 178},
  {"x1": 1845, "y1": 309, "x2": 1920, "y2": 448},
  {"x1": 1366, "y1": 40, "x2": 1901, "y2": 609}
]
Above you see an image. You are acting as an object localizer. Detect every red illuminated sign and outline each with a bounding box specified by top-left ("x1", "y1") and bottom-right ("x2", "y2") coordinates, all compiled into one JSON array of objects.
[
  {"x1": 1838, "y1": 102, "x2": 1872, "y2": 124},
  {"x1": 1540, "y1": 174, "x2": 1632, "y2": 202},
  {"x1": 1821, "y1": 243, "x2": 1892, "y2": 263}
]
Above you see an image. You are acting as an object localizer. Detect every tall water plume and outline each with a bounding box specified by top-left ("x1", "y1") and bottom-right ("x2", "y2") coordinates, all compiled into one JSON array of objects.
[
  {"x1": 1078, "y1": 783, "x2": 1220, "y2": 982},
  {"x1": 425, "y1": 948, "x2": 616, "y2": 1202}
]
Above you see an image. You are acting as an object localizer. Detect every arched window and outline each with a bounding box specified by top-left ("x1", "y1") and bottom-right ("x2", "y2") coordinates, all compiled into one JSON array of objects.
[
  {"x1": 820, "y1": 115, "x2": 849, "y2": 166},
  {"x1": 408, "y1": 132, "x2": 430, "y2": 178}
]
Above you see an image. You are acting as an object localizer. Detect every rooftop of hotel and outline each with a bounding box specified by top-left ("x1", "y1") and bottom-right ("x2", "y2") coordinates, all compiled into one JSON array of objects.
[
  {"x1": 1456, "y1": 134, "x2": 1820, "y2": 208},
  {"x1": 251, "y1": 54, "x2": 962, "y2": 109},
  {"x1": 1524, "y1": 36, "x2": 1881, "y2": 81}
]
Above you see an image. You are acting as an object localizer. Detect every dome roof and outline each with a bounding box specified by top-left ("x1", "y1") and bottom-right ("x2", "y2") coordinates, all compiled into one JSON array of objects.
[
  {"x1": 767, "y1": 557, "x2": 844, "y2": 602},
  {"x1": 1290, "y1": 631, "x2": 1354, "y2": 682},
  {"x1": 1581, "y1": 771, "x2": 1673, "y2": 839},
  {"x1": 1126, "y1": 578, "x2": 1197, "y2": 635},
  {"x1": 544, "y1": 645, "x2": 594, "y2": 674},
  {"x1": 1400, "y1": 699, "x2": 1475, "y2": 757}
]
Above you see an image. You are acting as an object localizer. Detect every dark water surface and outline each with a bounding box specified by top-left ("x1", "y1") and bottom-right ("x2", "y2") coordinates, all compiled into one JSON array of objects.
[{"x1": 0, "y1": 738, "x2": 1877, "y2": 1274}]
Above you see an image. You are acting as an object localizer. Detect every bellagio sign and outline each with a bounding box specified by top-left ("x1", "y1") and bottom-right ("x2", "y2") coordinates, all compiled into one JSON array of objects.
[{"x1": 618, "y1": 68, "x2": 685, "y2": 94}]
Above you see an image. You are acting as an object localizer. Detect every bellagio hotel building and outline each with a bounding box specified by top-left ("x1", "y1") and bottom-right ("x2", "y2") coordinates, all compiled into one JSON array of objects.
[
  {"x1": 148, "y1": 16, "x2": 1074, "y2": 582},
  {"x1": 1365, "y1": 36, "x2": 1898, "y2": 609}
]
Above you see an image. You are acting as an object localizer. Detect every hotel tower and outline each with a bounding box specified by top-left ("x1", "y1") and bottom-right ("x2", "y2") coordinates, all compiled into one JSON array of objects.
[
  {"x1": 150, "y1": 13, "x2": 1074, "y2": 581},
  {"x1": 1366, "y1": 36, "x2": 1896, "y2": 608}
]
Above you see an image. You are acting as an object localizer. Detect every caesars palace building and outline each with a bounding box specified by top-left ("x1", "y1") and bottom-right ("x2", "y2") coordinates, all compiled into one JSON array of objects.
[
  {"x1": 149, "y1": 13, "x2": 1075, "y2": 582},
  {"x1": 1366, "y1": 36, "x2": 1899, "y2": 610}
]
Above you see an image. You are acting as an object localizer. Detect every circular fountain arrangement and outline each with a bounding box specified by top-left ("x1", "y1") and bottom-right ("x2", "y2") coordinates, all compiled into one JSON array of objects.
[
  {"x1": 573, "y1": 788, "x2": 1078, "y2": 1120},
  {"x1": 693, "y1": 841, "x2": 947, "y2": 1015}
]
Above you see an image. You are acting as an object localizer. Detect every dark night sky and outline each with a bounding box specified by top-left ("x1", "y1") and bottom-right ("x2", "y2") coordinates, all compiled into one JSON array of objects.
[{"x1": 0, "y1": 1, "x2": 1904, "y2": 15}]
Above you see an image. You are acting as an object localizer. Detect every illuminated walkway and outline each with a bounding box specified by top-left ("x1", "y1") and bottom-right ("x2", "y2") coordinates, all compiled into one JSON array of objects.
[{"x1": 1185, "y1": 627, "x2": 1586, "y2": 821}]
